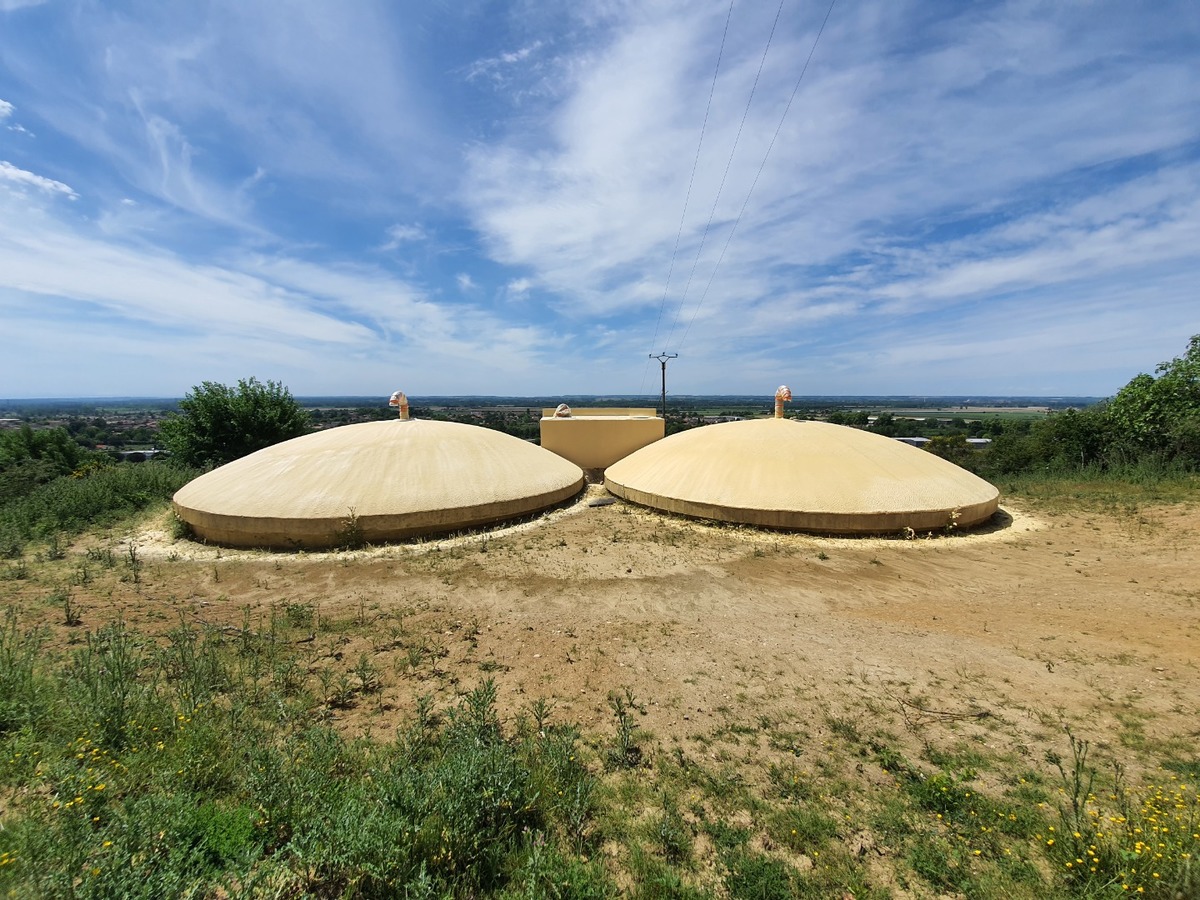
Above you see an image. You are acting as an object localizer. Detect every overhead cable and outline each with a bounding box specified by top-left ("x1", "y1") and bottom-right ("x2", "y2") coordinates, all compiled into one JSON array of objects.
[
  {"x1": 677, "y1": 0, "x2": 837, "y2": 352},
  {"x1": 639, "y1": 0, "x2": 736, "y2": 394},
  {"x1": 663, "y1": 0, "x2": 789, "y2": 353}
]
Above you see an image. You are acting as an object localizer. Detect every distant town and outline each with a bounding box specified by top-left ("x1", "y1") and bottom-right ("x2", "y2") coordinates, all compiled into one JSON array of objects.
[{"x1": 0, "y1": 394, "x2": 1096, "y2": 457}]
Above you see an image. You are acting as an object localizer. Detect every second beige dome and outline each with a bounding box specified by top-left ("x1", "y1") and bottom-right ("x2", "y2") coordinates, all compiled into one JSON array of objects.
[{"x1": 604, "y1": 418, "x2": 999, "y2": 534}]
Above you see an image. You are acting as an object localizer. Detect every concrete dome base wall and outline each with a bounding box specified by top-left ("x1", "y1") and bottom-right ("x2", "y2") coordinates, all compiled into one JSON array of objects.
[
  {"x1": 177, "y1": 487, "x2": 584, "y2": 549},
  {"x1": 173, "y1": 420, "x2": 585, "y2": 549},
  {"x1": 603, "y1": 419, "x2": 999, "y2": 534},
  {"x1": 606, "y1": 481, "x2": 996, "y2": 533}
]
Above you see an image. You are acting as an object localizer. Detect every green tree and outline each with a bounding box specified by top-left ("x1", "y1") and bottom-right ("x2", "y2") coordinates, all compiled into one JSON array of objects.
[
  {"x1": 869, "y1": 412, "x2": 897, "y2": 436},
  {"x1": 1029, "y1": 406, "x2": 1113, "y2": 470},
  {"x1": 0, "y1": 425, "x2": 108, "y2": 504},
  {"x1": 1107, "y1": 334, "x2": 1200, "y2": 464},
  {"x1": 159, "y1": 378, "x2": 310, "y2": 468},
  {"x1": 978, "y1": 429, "x2": 1037, "y2": 477},
  {"x1": 924, "y1": 434, "x2": 975, "y2": 469},
  {"x1": 0, "y1": 425, "x2": 89, "y2": 474}
]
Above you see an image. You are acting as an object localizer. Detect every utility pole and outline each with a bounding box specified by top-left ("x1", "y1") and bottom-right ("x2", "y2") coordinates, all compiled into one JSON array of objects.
[{"x1": 649, "y1": 352, "x2": 678, "y2": 421}]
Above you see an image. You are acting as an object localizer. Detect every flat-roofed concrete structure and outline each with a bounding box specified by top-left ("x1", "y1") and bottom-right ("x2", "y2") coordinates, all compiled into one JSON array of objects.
[
  {"x1": 539, "y1": 408, "x2": 664, "y2": 470},
  {"x1": 173, "y1": 419, "x2": 585, "y2": 549},
  {"x1": 604, "y1": 417, "x2": 1000, "y2": 534}
]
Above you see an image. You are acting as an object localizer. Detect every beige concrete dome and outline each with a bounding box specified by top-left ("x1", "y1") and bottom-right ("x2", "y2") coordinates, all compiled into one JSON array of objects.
[
  {"x1": 173, "y1": 419, "x2": 585, "y2": 549},
  {"x1": 604, "y1": 418, "x2": 999, "y2": 534}
]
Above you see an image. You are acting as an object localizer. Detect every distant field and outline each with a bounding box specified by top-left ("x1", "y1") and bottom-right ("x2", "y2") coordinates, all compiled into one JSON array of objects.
[
  {"x1": 883, "y1": 406, "x2": 1054, "y2": 420},
  {"x1": 0, "y1": 394, "x2": 1103, "y2": 418}
]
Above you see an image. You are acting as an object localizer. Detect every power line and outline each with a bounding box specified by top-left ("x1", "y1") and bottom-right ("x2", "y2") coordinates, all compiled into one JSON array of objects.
[
  {"x1": 677, "y1": 0, "x2": 837, "y2": 353},
  {"x1": 640, "y1": 0, "x2": 736, "y2": 395},
  {"x1": 662, "y1": 0, "x2": 788, "y2": 354}
]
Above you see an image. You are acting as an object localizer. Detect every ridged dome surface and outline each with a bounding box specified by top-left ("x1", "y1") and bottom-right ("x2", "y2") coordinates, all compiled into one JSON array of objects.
[
  {"x1": 604, "y1": 418, "x2": 999, "y2": 534},
  {"x1": 173, "y1": 419, "x2": 585, "y2": 549}
]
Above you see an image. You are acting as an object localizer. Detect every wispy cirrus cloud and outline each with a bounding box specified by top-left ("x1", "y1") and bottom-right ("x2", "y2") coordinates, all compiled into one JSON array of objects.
[
  {"x1": 0, "y1": 196, "x2": 563, "y2": 395},
  {"x1": 380, "y1": 223, "x2": 427, "y2": 250},
  {"x1": 459, "y1": 0, "x2": 1200, "y2": 392},
  {"x1": 464, "y1": 41, "x2": 545, "y2": 85},
  {"x1": 0, "y1": 0, "x2": 1197, "y2": 397},
  {"x1": 1, "y1": 2, "x2": 456, "y2": 227}
]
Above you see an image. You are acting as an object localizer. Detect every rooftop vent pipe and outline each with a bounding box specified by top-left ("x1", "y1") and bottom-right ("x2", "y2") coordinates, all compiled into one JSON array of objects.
[
  {"x1": 774, "y1": 385, "x2": 792, "y2": 419},
  {"x1": 389, "y1": 390, "x2": 410, "y2": 421}
]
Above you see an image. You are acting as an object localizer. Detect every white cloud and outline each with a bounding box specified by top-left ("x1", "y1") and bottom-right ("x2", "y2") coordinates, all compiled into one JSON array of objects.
[
  {"x1": 0, "y1": 99, "x2": 28, "y2": 135},
  {"x1": 129, "y1": 102, "x2": 262, "y2": 230},
  {"x1": 0, "y1": 186, "x2": 566, "y2": 395},
  {"x1": 0, "y1": 3, "x2": 467, "y2": 235},
  {"x1": 0, "y1": 238, "x2": 366, "y2": 347},
  {"x1": 868, "y1": 167, "x2": 1200, "y2": 315},
  {"x1": 464, "y1": 41, "x2": 545, "y2": 84},
  {"x1": 1, "y1": 0, "x2": 1198, "y2": 397},
  {"x1": 459, "y1": 0, "x2": 1200, "y2": 392},
  {"x1": 381, "y1": 223, "x2": 426, "y2": 250},
  {"x1": 506, "y1": 277, "x2": 533, "y2": 301},
  {"x1": 0, "y1": 160, "x2": 78, "y2": 199},
  {"x1": 229, "y1": 252, "x2": 560, "y2": 366}
]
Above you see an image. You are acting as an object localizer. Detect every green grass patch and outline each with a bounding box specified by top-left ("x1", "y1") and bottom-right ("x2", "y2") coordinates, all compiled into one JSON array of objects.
[
  {"x1": 0, "y1": 461, "x2": 198, "y2": 556},
  {"x1": 1, "y1": 610, "x2": 1195, "y2": 899},
  {"x1": 0, "y1": 614, "x2": 611, "y2": 899},
  {"x1": 1002, "y1": 468, "x2": 1200, "y2": 510}
]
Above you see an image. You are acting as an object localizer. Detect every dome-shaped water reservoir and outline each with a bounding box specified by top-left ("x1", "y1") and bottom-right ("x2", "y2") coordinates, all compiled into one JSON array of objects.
[
  {"x1": 173, "y1": 419, "x2": 586, "y2": 549},
  {"x1": 604, "y1": 418, "x2": 999, "y2": 534}
]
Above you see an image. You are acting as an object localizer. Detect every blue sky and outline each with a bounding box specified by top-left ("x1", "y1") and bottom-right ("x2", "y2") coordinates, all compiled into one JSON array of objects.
[{"x1": 1, "y1": 0, "x2": 1198, "y2": 399}]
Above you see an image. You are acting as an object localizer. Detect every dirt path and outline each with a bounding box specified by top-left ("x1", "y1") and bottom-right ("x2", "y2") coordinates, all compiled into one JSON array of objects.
[{"x1": 14, "y1": 490, "x2": 1198, "y2": 781}]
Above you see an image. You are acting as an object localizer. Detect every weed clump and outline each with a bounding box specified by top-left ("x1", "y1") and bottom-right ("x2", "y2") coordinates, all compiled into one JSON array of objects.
[
  {"x1": 333, "y1": 507, "x2": 365, "y2": 550},
  {"x1": 606, "y1": 687, "x2": 645, "y2": 770},
  {"x1": 1044, "y1": 729, "x2": 1200, "y2": 898}
]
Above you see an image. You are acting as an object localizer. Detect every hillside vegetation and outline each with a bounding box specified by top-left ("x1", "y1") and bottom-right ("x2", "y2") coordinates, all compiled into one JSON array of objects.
[{"x1": 1, "y1": 340, "x2": 1198, "y2": 897}]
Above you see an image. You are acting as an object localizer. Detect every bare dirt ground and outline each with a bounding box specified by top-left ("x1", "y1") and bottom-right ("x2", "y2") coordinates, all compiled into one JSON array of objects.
[{"x1": 14, "y1": 484, "x2": 1195, "y2": 791}]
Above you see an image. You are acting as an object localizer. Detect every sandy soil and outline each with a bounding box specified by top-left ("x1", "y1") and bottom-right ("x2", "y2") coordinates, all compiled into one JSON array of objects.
[{"x1": 13, "y1": 486, "x2": 1200, "y2": 782}]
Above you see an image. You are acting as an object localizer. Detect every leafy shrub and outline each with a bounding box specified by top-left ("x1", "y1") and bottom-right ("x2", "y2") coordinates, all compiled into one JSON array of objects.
[
  {"x1": 159, "y1": 377, "x2": 309, "y2": 468},
  {"x1": 976, "y1": 334, "x2": 1200, "y2": 478},
  {"x1": 0, "y1": 426, "x2": 106, "y2": 502}
]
